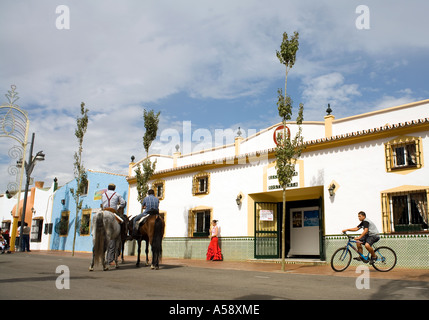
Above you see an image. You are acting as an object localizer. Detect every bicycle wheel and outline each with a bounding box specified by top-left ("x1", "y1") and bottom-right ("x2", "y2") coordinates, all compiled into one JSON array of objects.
[
  {"x1": 331, "y1": 247, "x2": 352, "y2": 272},
  {"x1": 372, "y1": 246, "x2": 397, "y2": 272}
]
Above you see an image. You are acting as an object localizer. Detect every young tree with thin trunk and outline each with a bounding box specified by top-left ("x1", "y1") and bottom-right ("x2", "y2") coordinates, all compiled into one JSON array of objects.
[
  {"x1": 135, "y1": 109, "x2": 160, "y2": 203},
  {"x1": 71, "y1": 102, "x2": 89, "y2": 256},
  {"x1": 275, "y1": 31, "x2": 305, "y2": 271}
]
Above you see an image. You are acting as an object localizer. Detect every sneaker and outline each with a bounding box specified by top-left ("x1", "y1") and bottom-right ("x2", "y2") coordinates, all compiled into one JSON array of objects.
[{"x1": 369, "y1": 256, "x2": 377, "y2": 264}]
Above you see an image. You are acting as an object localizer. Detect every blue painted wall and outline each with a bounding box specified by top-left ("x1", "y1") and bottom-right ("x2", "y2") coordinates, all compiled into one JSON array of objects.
[{"x1": 50, "y1": 170, "x2": 128, "y2": 252}]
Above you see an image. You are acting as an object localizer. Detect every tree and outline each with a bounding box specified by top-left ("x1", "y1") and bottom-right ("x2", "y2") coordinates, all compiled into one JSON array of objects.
[
  {"x1": 135, "y1": 109, "x2": 160, "y2": 203},
  {"x1": 275, "y1": 31, "x2": 305, "y2": 271},
  {"x1": 71, "y1": 102, "x2": 89, "y2": 256}
]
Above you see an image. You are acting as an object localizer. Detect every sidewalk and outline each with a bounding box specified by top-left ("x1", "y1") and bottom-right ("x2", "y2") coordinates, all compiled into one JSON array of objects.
[{"x1": 26, "y1": 250, "x2": 429, "y2": 282}]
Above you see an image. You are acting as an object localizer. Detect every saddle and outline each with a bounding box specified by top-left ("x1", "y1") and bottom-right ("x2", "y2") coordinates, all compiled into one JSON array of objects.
[
  {"x1": 103, "y1": 208, "x2": 124, "y2": 224},
  {"x1": 137, "y1": 208, "x2": 159, "y2": 227},
  {"x1": 137, "y1": 215, "x2": 149, "y2": 227}
]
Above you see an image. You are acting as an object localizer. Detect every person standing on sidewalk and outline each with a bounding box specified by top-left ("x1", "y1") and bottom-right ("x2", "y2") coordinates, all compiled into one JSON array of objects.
[
  {"x1": 206, "y1": 220, "x2": 223, "y2": 261},
  {"x1": 21, "y1": 222, "x2": 31, "y2": 252}
]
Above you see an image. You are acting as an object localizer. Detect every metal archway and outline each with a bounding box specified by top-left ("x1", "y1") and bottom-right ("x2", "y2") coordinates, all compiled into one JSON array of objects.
[{"x1": 0, "y1": 85, "x2": 30, "y2": 252}]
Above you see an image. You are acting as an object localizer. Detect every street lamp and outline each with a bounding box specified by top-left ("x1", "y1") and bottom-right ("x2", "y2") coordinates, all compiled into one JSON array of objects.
[
  {"x1": 328, "y1": 183, "x2": 336, "y2": 197},
  {"x1": 18, "y1": 132, "x2": 45, "y2": 250}
]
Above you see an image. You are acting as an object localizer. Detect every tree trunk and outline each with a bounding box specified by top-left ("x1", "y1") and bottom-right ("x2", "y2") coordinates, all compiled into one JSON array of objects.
[
  {"x1": 281, "y1": 120, "x2": 288, "y2": 271},
  {"x1": 281, "y1": 188, "x2": 286, "y2": 271}
]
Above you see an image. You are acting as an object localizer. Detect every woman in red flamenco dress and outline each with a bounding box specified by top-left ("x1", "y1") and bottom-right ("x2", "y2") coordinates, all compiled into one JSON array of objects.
[{"x1": 206, "y1": 220, "x2": 223, "y2": 261}]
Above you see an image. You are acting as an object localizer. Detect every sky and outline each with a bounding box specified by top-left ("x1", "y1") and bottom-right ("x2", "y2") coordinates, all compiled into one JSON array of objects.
[{"x1": 1, "y1": 0, "x2": 428, "y2": 193}]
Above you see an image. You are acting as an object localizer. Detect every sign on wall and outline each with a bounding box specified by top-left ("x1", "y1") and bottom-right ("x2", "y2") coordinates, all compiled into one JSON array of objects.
[
  {"x1": 260, "y1": 210, "x2": 274, "y2": 221},
  {"x1": 267, "y1": 164, "x2": 299, "y2": 190},
  {"x1": 94, "y1": 189, "x2": 107, "y2": 201},
  {"x1": 273, "y1": 125, "x2": 290, "y2": 146}
]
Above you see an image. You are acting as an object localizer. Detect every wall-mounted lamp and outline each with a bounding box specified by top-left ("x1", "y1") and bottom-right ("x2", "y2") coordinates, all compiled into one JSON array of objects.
[
  {"x1": 61, "y1": 199, "x2": 66, "y2": 206},
  {"x1": 328, "y1": 183, "x2": 336, "y2": 197},
  {"x1": 236, "y1": 194, "x2": 243, "y2": 206}
]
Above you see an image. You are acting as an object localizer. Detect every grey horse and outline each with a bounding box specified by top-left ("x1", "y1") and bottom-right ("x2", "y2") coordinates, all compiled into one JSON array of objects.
[{"x1": 89, "y1": 209, "x2": 121, "y2": 271}]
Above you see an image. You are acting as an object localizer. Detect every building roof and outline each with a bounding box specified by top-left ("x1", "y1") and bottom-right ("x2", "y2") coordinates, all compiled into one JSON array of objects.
[{"x1": 128, "y1": 99, "x2": 429, "y2": 181}]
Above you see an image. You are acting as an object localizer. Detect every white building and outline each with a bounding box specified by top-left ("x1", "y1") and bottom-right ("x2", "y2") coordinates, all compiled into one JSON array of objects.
[
  {"x1": 0, "y1": 180, "x2": 56, "y2": 251},
  {"x1": 127, "y1": 100, "x2": 429, "y2": 267}
]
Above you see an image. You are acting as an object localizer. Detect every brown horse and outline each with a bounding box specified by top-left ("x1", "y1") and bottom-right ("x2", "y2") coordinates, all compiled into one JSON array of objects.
[
  {"x1": 119, "y1": 214, "x2": 134, "y2": 263},
  {"x1": 129, "y1": 210, "x2": 165, "y2": 269},
  {"x1": 122, "y1": 215, "x2": 149, "y2": 266},
  {"x1": 110, "y1": 206, "x2": 130, "y2": 264}
]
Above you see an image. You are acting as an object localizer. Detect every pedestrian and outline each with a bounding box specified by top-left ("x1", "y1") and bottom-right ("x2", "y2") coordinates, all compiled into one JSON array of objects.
[
  {"x1": 15, "y1": 225, "x2": 20, "y2": 251},
  {"x1": 21, "y1": 222, "x2": 31, "y2": 252},
  {"x1": 206, "y1": 220, "x2": 222, "y2": 261},
  {"x1": 0, "y1": 228, "x2": 6, "y2": 254},
  {"x1": 1, "y1": 228, "x2": 10, "y2": 253}
]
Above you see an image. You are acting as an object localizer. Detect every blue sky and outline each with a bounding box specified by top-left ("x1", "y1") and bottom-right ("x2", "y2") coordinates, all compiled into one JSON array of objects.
[{"x1": 1, "y1": 0, "x2": 429, "y2": 193}]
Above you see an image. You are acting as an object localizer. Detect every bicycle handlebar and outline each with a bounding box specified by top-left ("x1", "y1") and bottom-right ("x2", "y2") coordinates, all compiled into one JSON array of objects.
[{"x1": 342, "y1": 231, "x2": 363, "y2": 243}]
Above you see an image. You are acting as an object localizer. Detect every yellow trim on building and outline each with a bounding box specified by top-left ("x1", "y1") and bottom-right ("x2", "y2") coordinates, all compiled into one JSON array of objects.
[
  {"x1": 384, "y1": 135, "x2": 424, "y2": 174},
  {"x1": 332, "y1": 99, "x2": 429, "y2": 124},
  {"x1": 125, "y1": 111, "x2": 429, "y2": 193},
  {"x1": 324, "y1": 114, "x2": 335, "y2": 137}
]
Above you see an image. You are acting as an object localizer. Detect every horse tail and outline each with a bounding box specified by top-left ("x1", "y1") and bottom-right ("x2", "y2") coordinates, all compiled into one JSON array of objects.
[
  {"x1": 93, "y1": 212, "x2": 106, "y2": 266},
  {"x1": 151, "y1": 215, "x2": 164, "y2": 263}
]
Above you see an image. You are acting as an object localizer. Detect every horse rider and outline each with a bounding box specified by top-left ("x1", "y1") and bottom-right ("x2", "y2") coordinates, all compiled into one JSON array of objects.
[
  {"x1": 101, "y1": 183, "x2": 126, "y2": 220},
  {"x1": 131, "y1": 189, "x2": 159, "y2": 236},
  {"x1": 101, "y1": 183, "x2": 126, "y2": 266}
]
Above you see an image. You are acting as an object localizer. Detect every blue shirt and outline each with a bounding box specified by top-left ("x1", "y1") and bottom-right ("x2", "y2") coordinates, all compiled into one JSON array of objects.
[{"x1": 142, "y1": 194, "x2": 159, "y2": 213}]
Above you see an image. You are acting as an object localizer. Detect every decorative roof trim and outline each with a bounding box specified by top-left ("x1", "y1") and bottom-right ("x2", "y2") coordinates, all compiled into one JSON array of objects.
[{"x1": 125, "y1": 117, "x2": 429, "y2": 183}]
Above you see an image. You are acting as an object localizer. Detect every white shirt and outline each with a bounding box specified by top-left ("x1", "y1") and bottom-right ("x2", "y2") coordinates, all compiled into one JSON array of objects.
[{"x1": 101, "y1": 190, "x2": 125, "y2": 210}]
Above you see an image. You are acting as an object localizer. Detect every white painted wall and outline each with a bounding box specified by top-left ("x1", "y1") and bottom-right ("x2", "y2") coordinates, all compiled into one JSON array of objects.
[
  {"x1": 129, "y1": 100, "x2": 429, "y2": 241},
  {"x1": 332, "y1": 101, "x2": 429, "y2": 136},
  {"x1": 303, "y1": 130, "x2": 429, "y2": 235},
  {"x1": 30, "y1": 184, "x2": 55, "y2": 250}
]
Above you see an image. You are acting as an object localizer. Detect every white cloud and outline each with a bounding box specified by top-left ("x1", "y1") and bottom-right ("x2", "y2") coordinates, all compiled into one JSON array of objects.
[
  {"x1": 1, "y1": 0, "x2": 428, "y2": 192},
  {"x1": 301, "y1": 72, "x2": 361, "y2": 119},
  {"x1": 372, "y1": 88, "x2": 420, "y2": 110}
]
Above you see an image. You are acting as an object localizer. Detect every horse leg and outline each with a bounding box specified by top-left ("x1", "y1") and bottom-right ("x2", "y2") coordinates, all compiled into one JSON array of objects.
[
  {"x1": 89, "y1": 248, "x2": 95, "y2": 271},
  {"x1": 114, "y1": 239, "x2": 120, "y2": 269},
  {"x1": 151, "y1": 247, "x2": 159, "y2": 270},
  {"x1": 150, "y1": 216, "x2": 163, "y2": 270},
  {"x1": 103, "y1": 240, "x2": 109, "y2": 271},
  {"x1": 121, "y1": 239, "x2": 125, "y2": 263},
  {"x1": 136, "y1": 239, "x2": 142, "y2": 267},
  {"x1": 149, "y1": 235, "x2": 157, "y2": 270},
  {"x1": 145, "y1": 240, "x2": 150, "y2": 266}
]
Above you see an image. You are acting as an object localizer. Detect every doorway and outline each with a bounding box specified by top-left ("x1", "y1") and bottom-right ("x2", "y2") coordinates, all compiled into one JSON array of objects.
[
  {"x1": 254, "y1": 198, "x2": 324, "y2": 259},
  {"x1": 254, "y1": 202, "x2": 281, "y2": 258},
  {"x1": 289, "y1": 207, "x2": 320, "y2": 256}
]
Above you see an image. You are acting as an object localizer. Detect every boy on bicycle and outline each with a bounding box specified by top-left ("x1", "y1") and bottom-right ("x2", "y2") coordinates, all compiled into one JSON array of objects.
[{"x1": 342, "y1": 211, "x2": 380, "y2": 264}]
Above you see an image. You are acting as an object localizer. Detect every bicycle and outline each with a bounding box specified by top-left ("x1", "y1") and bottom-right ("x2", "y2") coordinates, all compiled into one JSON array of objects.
[{"x1": 331, "y1": 232, "x2": 397, "y2": 272}]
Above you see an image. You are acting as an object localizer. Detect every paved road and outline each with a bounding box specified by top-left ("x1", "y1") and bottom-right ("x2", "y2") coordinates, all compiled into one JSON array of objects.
[{"x1": 1, "y1": 251, "x2": 428, "y2": 302}]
